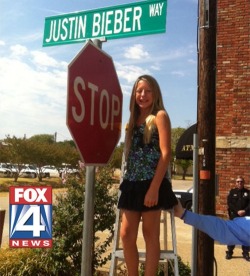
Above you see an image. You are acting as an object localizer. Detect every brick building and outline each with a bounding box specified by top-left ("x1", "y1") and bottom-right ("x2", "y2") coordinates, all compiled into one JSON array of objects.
[{"x1": 216, "y1": 0, "x2": 250, "y2": 216}]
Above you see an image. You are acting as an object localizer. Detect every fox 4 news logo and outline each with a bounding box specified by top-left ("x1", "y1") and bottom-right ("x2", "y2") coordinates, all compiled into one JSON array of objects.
[{"x1": 9, "y1": 186, "x2": 52, "y2": 248}]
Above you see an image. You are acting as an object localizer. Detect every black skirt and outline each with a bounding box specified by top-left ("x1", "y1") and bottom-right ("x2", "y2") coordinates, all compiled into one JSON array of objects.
[{"x1": 118, "y1": 178, "x2": 178, "y2": 212}]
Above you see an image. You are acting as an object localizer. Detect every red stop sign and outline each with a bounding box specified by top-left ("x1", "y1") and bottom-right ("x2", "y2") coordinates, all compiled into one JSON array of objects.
[{"x1": 67, "y1": 41, "x2": 123, "y2": 165}]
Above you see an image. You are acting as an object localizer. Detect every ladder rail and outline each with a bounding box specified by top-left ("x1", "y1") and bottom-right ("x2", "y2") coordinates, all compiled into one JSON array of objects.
[
  {"x1": 109, "y1": 192, "x2": 121, "y2": 275},
  {"x1": 109, "y1": 153, "x2": 126, "y2": 276},
  {"x1": 110, "y1": 209, "x2": 179, "y2": 276}
]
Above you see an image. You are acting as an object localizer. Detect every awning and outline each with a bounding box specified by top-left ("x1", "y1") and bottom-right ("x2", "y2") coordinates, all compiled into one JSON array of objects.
[{"x1": 175, "y1": 123, "x2": 197, "y2": 160}]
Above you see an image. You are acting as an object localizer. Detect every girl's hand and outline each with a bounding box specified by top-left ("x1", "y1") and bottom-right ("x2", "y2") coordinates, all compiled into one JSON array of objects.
[
  {"x1": 238, "y1": 210, "x2": 246, "y2": 216},
  {"x1": 144, "y1": 187, "x2": 159, "y2": 207}
]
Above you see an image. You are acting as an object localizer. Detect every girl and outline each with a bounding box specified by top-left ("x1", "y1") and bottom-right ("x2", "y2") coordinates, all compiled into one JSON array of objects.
[{"x1": 118, "y1": 75, "x2": 177, "y2": 275}]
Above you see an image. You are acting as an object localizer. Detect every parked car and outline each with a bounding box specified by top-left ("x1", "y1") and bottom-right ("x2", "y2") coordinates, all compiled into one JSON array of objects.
[
  {"x1": 174, "y1": 187, "x2": 193, "y2": 210},
  {"x1": 59, "y1": 164, "x2": 80, "y2": 179},
  {"x1": 41, "y1": 165, "x2": 60, "y2": 178},
  {"x1": 0, "y1": 163, "x2": 11, "y2": 177},
  {"x1": 6, "y1": 163, "x2": 18, "y2": 177},
  {"x1": 20, "y1": 164, "x2": 37, "y2": 178}
]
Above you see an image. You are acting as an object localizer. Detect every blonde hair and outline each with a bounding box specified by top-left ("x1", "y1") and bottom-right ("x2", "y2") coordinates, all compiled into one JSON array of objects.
[
  {"x1": 125, "y1": 75, "x2": 166, "y2": 158},
  {"x1": 144, "y1": 114, "x2": 156, "y2": 144}
]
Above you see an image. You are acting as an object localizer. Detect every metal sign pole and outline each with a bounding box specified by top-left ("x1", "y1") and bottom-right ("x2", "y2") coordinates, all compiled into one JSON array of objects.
[
  {"x1": 191, "y1": 133, "x2": 198, "y2": 276},
  {"x1": 80, "y1": 39, "x2": 103, "y2": 276},
  {"x1": 81, "y1": 165, "x2": 95, "y2": 276}
]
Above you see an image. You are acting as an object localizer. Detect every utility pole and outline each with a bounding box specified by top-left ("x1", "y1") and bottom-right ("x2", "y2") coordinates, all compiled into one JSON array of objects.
[{"x1": 197, "y1": 0, "x2": 217, "y2": 275}]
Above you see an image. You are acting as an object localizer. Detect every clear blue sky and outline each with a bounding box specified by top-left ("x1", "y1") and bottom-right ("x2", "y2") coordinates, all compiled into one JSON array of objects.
[{"x1": 0, "y1": 0, "x2": 198, "y2": 142}]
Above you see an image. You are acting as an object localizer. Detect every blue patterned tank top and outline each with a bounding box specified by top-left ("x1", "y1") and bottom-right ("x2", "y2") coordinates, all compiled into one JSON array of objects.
[{"x1": 124, "y1": 123, "x2": 168, "y2": 181}]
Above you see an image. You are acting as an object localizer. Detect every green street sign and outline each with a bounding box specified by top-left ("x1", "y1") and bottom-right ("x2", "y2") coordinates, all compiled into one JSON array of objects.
[{"x1": 43, "y1": 0, "x2": 167, "y2": 47}]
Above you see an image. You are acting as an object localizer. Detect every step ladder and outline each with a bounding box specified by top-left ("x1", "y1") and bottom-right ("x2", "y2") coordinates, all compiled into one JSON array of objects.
[{"x1": 109, "y1": 174, "x2": 179, "y2": 275}]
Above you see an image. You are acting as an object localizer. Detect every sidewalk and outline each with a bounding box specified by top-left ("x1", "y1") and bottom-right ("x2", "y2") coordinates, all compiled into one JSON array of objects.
[{"x1": 171, "y1": 178, "x2": 193, "y2": 190}]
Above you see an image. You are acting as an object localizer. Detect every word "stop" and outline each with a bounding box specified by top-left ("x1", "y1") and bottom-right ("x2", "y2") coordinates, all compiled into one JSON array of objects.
[{"x1": 72, "y1": 76, "x2": 121, "y2": 130}]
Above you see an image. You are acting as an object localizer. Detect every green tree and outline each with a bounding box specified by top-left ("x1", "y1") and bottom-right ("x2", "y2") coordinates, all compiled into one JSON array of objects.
[
  {"x1": 171, "y1": 127, "x2": 193, "y2": 179},
  {"x1": 3, "y1": 136, "x2": 31, "y2": 181},
  {"x1": 175, "y1": 159, "x2": 193, "y2": 180},
  {"x1": 29, "y1": 134, "x2": 55, "y2": 144},
  {"x1": 110, "y1": 142, "x2": 124, "y2": 169},
  {"x1": 171, "y1": 128, "x2": 185, "y2": 174},
  {"x1": 26, "y1": 140, "x2": 59, "y2": 181},
  {"x1": 56, "y1": 142, "x2": 80, "y2": 167},
  {"x1": 2, "y1": 136, "x2": 80, "y2": 182},
  {"x1": 46, "y1": 166, "x2": 117, "y2": 275},
  {"x1": 171, "y1": 127, "x2": 185, "y2": 154},
  {"x1": 0, "y1": 140, "x2": 10, "y2": 163}
]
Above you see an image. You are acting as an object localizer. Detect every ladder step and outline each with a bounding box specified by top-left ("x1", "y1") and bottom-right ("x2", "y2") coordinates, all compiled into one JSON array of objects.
[{"x1": 114, "y1": 249, "x2": 178, "y2": 261}]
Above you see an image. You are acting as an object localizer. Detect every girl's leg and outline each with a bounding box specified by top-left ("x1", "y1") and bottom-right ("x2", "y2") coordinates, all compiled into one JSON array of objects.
[
  {"x1": 120, "y1": 210, "x2": 141, "y2": 276},
  {"x1": 142, "y1": 210, "x2": 161, "y2": 276}
]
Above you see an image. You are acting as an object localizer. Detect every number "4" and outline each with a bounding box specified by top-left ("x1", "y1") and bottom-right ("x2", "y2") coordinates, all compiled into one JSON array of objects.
[{"x1": 15, "y1": 205, "x2": 45, "y2": 237}]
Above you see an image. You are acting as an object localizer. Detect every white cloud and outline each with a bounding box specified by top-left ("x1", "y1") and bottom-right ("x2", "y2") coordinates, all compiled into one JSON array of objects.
[
  {"x1": 31, "y1": 50, "x2": 64, "y2": 69},
  {"x1": 124, "y1": 44, "x2": 149, "y2": 60},
  {"x1": 0, "y1": 44, "x2": 69, "y2": 140},
  {"x1": 10, "y1": 44, "x2": 28, "y2": 57},
  {"x1": 171, "y1": 71, "x2": 185, "y2": 77},
  {"x1": 161, "y1": 49, "x2": 186, "y2": 61},
  {"x1": 188, "y1": 58, "x2": 197, "y2": 64},
  {"x1": 115, "y1": 61, "x2": 150, "y2": 84},
  {"x1": 21, "y1": 31, "x2": 43, "y2": 43},
  {"x1": 150, "y1": 63, "x2": 161, "y2": 71}
]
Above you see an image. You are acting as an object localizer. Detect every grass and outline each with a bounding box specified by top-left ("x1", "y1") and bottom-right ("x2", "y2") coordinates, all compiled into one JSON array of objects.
[{"x1": 0, "y1": 177, "x2": 64, "y2": 193}]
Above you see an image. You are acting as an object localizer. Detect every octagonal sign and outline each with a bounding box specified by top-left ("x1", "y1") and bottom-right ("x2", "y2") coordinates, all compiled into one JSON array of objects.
[{"x1": 67, "y1": 41, "x2": 123, "y2": 165}]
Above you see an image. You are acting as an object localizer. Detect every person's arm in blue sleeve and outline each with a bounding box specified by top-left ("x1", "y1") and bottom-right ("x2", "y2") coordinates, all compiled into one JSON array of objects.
[{"x1": 174, "y1": 200, "x2": 250, "y2": 246}]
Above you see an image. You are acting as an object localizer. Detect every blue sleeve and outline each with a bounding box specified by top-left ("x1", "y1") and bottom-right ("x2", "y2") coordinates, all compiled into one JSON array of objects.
[{"x1": 183, "y1": 211, "x2": 250, "y2": 246}]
